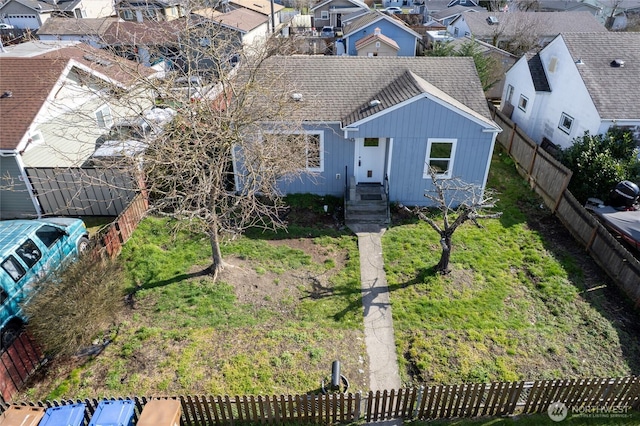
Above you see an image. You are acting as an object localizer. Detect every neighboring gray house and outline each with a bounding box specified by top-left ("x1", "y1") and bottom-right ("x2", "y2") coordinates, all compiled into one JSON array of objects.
[
  {"x1": 246, "y1": 56, "x2": 501, "y2": 208},
  {"x1": 531, "y1": 0, "x2": 639, "y2": 30},
  {"x1": 310, "y1": 0, "x2": 369, "y2": 29},
  {"x1": 0, "y1": 0, "x2": 113, "y2": 30},
  {"x1": 447, "y1": 11, "x2": 608, "y2": 53},
  {"x1": 501, "y1": 32, "x2": 640, "y2": 150},
  {"x1": 342, "y1": 11, "x2": 421, "y2": 56},
  {"x1": 36, "y1": 17, "x2": 121, "y2": 48}
]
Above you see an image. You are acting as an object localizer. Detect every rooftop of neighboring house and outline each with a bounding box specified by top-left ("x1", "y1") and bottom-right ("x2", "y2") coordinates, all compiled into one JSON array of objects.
[
  {"x1": 452, "y1": 10, "x2": 608, "y2": 38},
  {"x1": 0, "y1": 0, "x2": 56, "y2": 12},
  {"x1": 229, "y1": 0, "x2": 284, "y2": 16},
  {"x1": 343, "y1": 10, "x2": 420, "y2": 38},
  {"x1": 209, "y1": 8, "x2": 268, "y2": 33},
  {"x1": 559, "y1": 32, "x2": 640, "y2": 120},
  {"x1": 101, "y1": 19, "x2": 183, "y2": 45},
  {"x1": 256, "y1": 56, "x2": 494, "y2": 125},
  {"x1": 0, "y1": 41, "x2": 156, "y2": 150},
  {"x1": 115, "y1": 0, "x2": 185, "y2": 8},
  {"x1": 310, "y1": 0, "x2": 369, "y2": 12},
  {"x1": 37, "y1": 17, "x2": 122, "y2": 36},
  {"x1": 429, "y1": 4, "x2": 485, "y2": 21}
]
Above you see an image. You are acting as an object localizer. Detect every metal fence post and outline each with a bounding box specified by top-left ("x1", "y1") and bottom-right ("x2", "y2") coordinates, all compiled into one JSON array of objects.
[{"x1": 413, "y1": 386, "x2": 424, "y2": 419}]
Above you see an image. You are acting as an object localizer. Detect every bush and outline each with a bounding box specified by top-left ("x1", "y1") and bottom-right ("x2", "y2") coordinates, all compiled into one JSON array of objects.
[
  {"x1": 23, "y1": 254, "x2": 127, "y2": 357},
  {"x1": 559, "y1": 128, "x2": 640, "y2": 203}
]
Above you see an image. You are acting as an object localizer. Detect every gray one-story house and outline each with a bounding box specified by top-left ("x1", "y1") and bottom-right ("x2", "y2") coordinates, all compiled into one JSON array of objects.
[{"x1": 241, "y1": 56, "x2": 501, "y2": 213}]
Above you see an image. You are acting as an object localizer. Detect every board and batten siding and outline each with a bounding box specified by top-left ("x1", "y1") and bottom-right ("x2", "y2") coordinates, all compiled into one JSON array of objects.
[
  {"x1": 0, "y1": 156, "x2": 39, "y2": 219},
  {"x1": 277, "y1": 123, "x2": 354, "y2": 197},
  {"x1": 349, "y1": 97, "x2": 495, "y2": 206}
]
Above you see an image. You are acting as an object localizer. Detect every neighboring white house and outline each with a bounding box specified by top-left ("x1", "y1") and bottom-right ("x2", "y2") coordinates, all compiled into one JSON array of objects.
[
  {"x1": 501, "y1": 32, "x2": 640, "y2": 150},
  {"x1": 0, "y1": 41, "x2": 157, "y2": 218},
  {"x1": 0, "y1": 0, "x2": 114, "y2": 30}
]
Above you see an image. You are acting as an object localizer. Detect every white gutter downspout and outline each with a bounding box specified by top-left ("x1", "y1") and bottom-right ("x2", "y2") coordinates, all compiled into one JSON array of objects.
[{"x1": 0, "y1": 150, "x2": 43, "y2": 218}]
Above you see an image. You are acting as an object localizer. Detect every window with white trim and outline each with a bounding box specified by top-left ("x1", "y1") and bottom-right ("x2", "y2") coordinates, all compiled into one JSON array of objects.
[
  {"x1": 424, "y1": 138, "x2": 457, "y2": 179},
  {"x1": 277, "y1": 131, "x2": 324, "y2": 171},
  {"x1": 558, "y1": 113, "x2": 573, "y2": 134},
  {"x1": 95, "y1": 105, "x2": 113, "y2": 128},
  {"x1": 506, "y1": 84, "x2": 514, "y2": 104},
  {"x1": 122, "y1": 10, "x2": 134, "y2": 20},
  {"x1": 320, "y1": 10, "x2": 329, "y2": 20},
  {"x1": 518, "y1": 94, "x2": 528, "y2": 112}
]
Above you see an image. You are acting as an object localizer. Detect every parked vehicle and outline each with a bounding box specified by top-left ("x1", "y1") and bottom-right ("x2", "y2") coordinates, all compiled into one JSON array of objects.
[
  {"x1": 585, "y1": 181, "x2": 640, "y2": 251},
  {"x1": 320, "y1": 26, "x2": 335, "y2": 37},
  {"x1": 0, "y1": 218, "x2": 89, "y2": 347},
  {"x1": 382, "y1": 7, "x2": 403, "y2": 14},
  {"x1": 0, "y1": 23, "x2": 15, "y2": 29}
]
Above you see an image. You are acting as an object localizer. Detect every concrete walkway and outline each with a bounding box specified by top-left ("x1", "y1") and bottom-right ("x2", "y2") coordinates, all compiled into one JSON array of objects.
[{"x1": 351, "y1": 224, "x2": 402, "y2": 392}]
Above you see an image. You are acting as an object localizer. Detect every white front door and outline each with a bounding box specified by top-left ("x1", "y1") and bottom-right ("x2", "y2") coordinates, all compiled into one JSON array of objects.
[{"x1": 356, "y1": 137, "x2": 386, "y2": 183}]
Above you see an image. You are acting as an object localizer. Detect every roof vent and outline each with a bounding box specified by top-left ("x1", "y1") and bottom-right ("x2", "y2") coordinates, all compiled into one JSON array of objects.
[
  {"x1": 575, "y1": 58, "x2": 584, "y2": 65},
  {"x1": 486, "y1": 16, "x2": 499, "y2": 25},
  {"x1": 83, "y1": 54, "x2": 112, "y2": 67},
  {"x1": 369, "y1": 99, "x2": 381, "y2": 107},
  {"x1": 0, "y1": 91, "x2": 12, "y2": 99},
  {"x1": 291, "y1": 93, "x2": 303, "y2": 101},
  {"x1": 610, "y1": 59, "x2": 625, "y2": 67}
]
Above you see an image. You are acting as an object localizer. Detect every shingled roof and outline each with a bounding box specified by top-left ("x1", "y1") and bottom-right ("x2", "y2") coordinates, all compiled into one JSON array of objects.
[
  {"x1": 257, "y1": 56, "x2": 492, "y2": 124},
  {"x1": 37, "y1": 17, "x2": 121, "y2": 36},
  {"x1": 560, "y1": 32, "x2": 640, "y2": 120},
  {"x1": 455, "y1": 11, "x2": 607, "y2": 39},
  {"x1": 0, "y1": 44, "x2": 155, "y2": 151}
]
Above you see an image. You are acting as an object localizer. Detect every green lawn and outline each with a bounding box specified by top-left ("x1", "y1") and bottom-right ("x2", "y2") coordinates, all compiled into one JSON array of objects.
[
  {"x1": 384, "y1": 149, "x2": 640, "y2": 385},
  {"x1": 18, "y1": 148, "x2": 640, "y2": 408}
]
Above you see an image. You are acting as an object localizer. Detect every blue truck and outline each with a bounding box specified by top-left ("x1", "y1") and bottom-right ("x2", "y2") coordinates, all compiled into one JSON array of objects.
[{"x1": 0, "y1": 218, "x2": 89, "y2": 347}]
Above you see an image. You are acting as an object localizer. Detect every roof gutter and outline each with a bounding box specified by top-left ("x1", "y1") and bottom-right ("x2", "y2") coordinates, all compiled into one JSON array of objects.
[{"x1": 0, "y1": 150, "x2": 43, "y2": 219}]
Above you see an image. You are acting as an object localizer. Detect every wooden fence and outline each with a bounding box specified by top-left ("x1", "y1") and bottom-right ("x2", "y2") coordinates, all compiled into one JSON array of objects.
[
  {"x1": 25, "y1": 167, "x2": 138, "y2": 217},
  {"x1": 2, "y1": 377, "x2": 639, "y2": 424},
  {"x1": 0, "y1": 333, "x2": 43, "y2": 403},
  {"x1": 489, "y1": 105, "x2": 640, "y2": 309},
  {"x1": 95, "y1": 193, "x2": 149, "y2": 257}
]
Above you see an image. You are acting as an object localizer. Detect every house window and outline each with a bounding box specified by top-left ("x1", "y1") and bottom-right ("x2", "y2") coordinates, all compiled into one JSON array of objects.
[
  {"x1": 558, "y1": 113, "x2": 574, "y2": 134},
  {"x1": 364, "y1": 138, "x2": 379, "y2": 147},
  {"x1": 305, "y1": 133, "x2": 323, "y2": 171},
  {"x1": 506, "y1": 84, "x2": 514, "y2": 103},
  {"x1": 454, "y1": 28, "x2": 459, "y2": 36},
  {"x1": 95, "y1": 105, "x2": 113, "y2": 128},
  {"x1": 320, "y1": 10, "x2": 329, "y2": 20},
  {"x1": 144, "y1": 9, "x2": 157, "y2": 19},
  {"x1": 424, "y1": 138, "x2": 457, "y2": 179},
  {"x1": 122, "y1": 10, "x2": 134, "y2": 20},
  {"x1": 518, "y1": 95, "x2": 528, "y2": 112}
]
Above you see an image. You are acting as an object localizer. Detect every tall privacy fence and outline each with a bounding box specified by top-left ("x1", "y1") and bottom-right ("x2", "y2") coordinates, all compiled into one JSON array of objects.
[
  {"x1": 489, "y1": 105, "x2": 640, "y2": 309},
  {"x1": 2, "y1": 377, "x2": 639, "y2": 424}
]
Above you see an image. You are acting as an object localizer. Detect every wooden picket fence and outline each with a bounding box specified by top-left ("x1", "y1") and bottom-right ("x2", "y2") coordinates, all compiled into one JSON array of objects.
[
  {"x1": 0, "y1": 333, "x2": 42, "y2": 403},
  {"x1": 3, "y1": 377, "x2": 638, "y2": 424}
]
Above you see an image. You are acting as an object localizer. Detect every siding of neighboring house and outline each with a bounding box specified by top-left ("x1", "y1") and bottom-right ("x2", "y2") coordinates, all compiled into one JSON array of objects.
[
  {"x1": 357, "y1": 39, "x2": 398, "y2": 56},
  {"x1": 1, "y1": 2, "x2": 47, "y2": 29},
  {"x1": 346, "y1": 20, "x2": 416, "y2": 56},
  {"x1": 74, "y1": 0, "x2": 114, "y2": 18},
  {"x1": 0, "y1": 156, "x2": 39, "y2": 219},
  {"x1": 312, "y1": 0, "x2": 368, "y2": 28}
]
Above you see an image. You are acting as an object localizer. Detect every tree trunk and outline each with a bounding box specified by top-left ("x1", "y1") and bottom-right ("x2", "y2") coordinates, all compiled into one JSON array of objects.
[
  {"x1": 436, "y1": 234, "x2": 452, "y2": 274},
  {"x1": 208, "y1": 221, "x2": 224, "y2": 282}
]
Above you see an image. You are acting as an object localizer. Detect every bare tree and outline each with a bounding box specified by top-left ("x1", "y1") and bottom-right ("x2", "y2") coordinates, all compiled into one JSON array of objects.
[
  {"x1": 487, "y1": 12, "x2": 544, "y2": 56},
  {"x1": 140, "y1": 36, "x2": 315, "y2": 281},
  {"x1": 404, "y1": 168, "x2": 502, "y2": 274}
]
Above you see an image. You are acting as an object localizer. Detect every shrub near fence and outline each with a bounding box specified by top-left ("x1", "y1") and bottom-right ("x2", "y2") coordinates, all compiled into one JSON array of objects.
[
  {"x1": 2, "y1": 377, "x2": 639, "y2": 424},
  {"x1": 489, "y1": 104, "x2": 640, "y2": 309}
]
